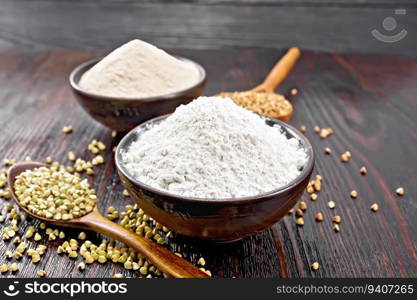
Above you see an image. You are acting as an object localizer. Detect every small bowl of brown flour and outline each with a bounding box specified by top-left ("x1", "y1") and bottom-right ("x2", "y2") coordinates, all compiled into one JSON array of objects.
[
  {"x1": 69, "y1": 39, "x2": 206, "y2": 131},
  {"x1": 115, "y1": 96, "x2": 315, "y2": 242}
]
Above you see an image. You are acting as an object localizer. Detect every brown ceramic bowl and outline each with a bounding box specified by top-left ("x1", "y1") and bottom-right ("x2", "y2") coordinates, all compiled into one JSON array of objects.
[
  {"x1": 115, "y1": 115, "x2": 315, "y2": 242},
  {"x1": 69, "y1": 57, "x2": 206, "y2": 132}
]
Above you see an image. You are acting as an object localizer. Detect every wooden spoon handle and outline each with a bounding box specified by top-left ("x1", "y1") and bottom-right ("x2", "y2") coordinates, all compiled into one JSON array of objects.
[
  {"x1": 81, "y1": 211, "x2": 209, "y2": 278},
  {"x1": 251, "y1": 47, "x2": 300, "y2": 93}
]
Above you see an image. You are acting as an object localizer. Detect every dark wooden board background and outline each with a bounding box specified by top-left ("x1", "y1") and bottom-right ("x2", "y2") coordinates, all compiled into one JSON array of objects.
[
  {"x1": 0, "y1": 48, "x2": 416, "y2": 278},
  {"x1": 0, "y1": 0, "x2": 416, "y2": 58}
]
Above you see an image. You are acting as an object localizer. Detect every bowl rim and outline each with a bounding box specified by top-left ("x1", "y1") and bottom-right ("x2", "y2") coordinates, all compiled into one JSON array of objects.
[
  {"x1": 69, "y1": 56, "x2": 207, "y2": 102},
  {"x1": 115, "y1": 114, "x2": 315, "y2": 205}
]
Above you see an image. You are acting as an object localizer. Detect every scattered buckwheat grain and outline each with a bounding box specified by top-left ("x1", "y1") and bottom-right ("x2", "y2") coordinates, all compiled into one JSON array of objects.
[
  {"x1": 197, "y1": 257, "x2": 206, "y2": 266},
  {"x1": 340, "y1": 152, "x2": 350, "y2": 162},
  {"x1": 320, "y1": 128, "x2": 333, "y2": 139},
  {"x1": 396, "y1": 187, "x2": 404, "y2": 196},
  {"x1": 315, "y1": 213, "x2": 323, "y2": 222},
  {"x1": 62, "y1": 125, "x2": 73, "y2": 134},
  {"x1": 370, "y1": 203, "x2": 379, "y2": 212},
  {"x1": 332, "y1": 216, "x2": 341, "y2": 223}
]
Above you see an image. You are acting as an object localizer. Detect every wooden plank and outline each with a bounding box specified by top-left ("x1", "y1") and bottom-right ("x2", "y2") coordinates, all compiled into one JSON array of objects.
[
  {"x1": 0, "y1": 49, "x2": 416, "y2": 278},
  {"x1": 0, "y1": 1, "x2": 416, "y2": 58},
  {"x1": 27, "y1": 0, "x2": 417, "y2": 6}
]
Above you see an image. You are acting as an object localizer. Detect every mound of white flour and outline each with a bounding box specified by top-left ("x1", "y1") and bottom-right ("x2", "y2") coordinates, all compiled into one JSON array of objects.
[
  {"x1": 79, "y1": 39, "x2": 200, "y2": 98},
  {"x1": 122, "y1": 97, "x2": 308, "y2": 199}
]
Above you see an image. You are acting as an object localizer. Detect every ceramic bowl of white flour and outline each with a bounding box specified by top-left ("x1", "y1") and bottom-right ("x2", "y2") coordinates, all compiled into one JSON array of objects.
[
  {"x1": 69, "y1": 56, "x2": 206, "y2": 132},
  {"x1": 115, "y1": 97, "x2": 315, "y2": 242}
]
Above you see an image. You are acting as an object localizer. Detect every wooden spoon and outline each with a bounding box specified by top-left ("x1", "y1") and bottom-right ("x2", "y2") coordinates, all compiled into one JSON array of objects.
[
  {"x1": 250, "y1": 47, "x2": 300, "y2": 93},
  {"x1": 7, "y1": 162, "x2": 209, "y2": 278},
  {"x1": 218, "y1": 47, "x2": 300, "y2": 122}
]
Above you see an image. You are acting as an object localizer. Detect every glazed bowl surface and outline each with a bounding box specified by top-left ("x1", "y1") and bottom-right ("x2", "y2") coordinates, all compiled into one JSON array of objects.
[
  {"x1": 69, "y1": 56, "x2": 206, "y2": 132},
  {"x1": 115, "y1": 115, "x2": 315, "y2": 242}
]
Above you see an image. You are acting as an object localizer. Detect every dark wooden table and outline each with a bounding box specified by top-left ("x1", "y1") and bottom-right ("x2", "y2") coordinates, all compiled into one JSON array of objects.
[{"x1": 0, "y1": 48, "x2": 416, "y2": 278}]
